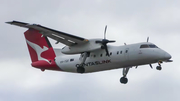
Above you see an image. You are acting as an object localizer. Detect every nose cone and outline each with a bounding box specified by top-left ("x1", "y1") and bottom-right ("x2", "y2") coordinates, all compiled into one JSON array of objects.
[{"x1": 165, "y1": 52, "x2": 172, "y2": 60}]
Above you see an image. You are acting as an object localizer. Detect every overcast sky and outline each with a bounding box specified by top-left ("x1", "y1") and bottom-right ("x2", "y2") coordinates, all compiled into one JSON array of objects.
[{"x1": 0, "y1": 0, "x2": 180, "y2": 101}]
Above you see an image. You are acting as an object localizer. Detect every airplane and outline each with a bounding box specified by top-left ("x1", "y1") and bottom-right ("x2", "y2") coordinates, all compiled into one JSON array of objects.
[{"x1": 6, "y1": 21, "x2": 172, "y2": 84}]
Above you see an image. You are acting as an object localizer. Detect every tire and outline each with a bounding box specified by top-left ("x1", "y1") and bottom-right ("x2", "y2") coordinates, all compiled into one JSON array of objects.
[
  {"x1": 120, "y1": 77, "x2": 128, "y2": 84},
  {"x1": 77, "y1": 67, "x2": 85, "y2": 73},
  {"x1": 156, "y1": 66, "x2": 162, "y2": 70}
]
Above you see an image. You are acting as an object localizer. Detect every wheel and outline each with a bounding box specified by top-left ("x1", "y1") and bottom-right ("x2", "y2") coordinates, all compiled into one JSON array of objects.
[
  {"x1": 120, "y1": 77, "x2": 128, "y2": 84},
  {"x1": 156, "y1": 66, "x2": 162, "y2": 70},
  {"x1": 77, "y1": 66, "x2": 85, "y2": 73}
]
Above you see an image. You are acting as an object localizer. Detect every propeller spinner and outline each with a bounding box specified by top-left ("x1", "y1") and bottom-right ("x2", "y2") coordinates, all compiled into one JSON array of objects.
[{"x1": 96, "y1": 25, "x2": 115, "y2": 56}]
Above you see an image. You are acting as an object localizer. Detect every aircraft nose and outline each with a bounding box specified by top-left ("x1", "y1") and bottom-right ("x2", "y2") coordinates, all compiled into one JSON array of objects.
[{"x1": 164, "y1": 52, "x2": 172, "y2": 60}]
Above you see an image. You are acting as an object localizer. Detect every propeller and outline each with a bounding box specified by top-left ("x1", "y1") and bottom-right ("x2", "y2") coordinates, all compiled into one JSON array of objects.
[
  {"x1": 96, "y1": 25, "x2": 116, "y2": 56},
  {"x1": 104, "y1": 25, "x2": 107, "y2": 39}
]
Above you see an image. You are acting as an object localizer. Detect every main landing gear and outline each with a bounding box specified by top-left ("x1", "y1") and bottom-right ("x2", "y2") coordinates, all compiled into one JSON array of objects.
[
  {"x1": 76, "y1": 52, "x2": 89, "y2": 73},
  {"x1": 77, "y1": 66, "x2": 85, "y2": 73},
  {"x1": 120, "y1": 67, "x2": 130, "y2": 84},
  {"x1": 156, "y1": 61, "x2": 162, "y2": 70}
]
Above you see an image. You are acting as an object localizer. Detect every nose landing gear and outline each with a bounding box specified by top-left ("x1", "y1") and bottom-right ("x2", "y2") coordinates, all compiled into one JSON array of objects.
[
  {"x1": 156, "y1": 61, "x2": 162, "y2": 70},
  {"x1": 156, "y1": 66, "x2": 162, "y2": 70}
]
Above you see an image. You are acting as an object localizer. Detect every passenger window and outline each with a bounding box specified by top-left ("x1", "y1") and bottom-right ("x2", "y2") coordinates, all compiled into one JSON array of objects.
[
  {"x1": 70, "y1": 59, "x2": 74, "y2": 62},
  {"x1": 140, "y1": 44, "x2": 149, "y2": 48},
  {"x1": 117, "y1": 51, "x2": 119, "y2": 54},
  {"x1": 100, "y1": 54, "x2": 103, "y2": 57},
  {"x1": 120, "y1": 51, "x2": 122, "y2": 54},
  {"x1": 125, "y1": 50, "x2": 128, "y2": 53},
  {"x1": 94, "y1": 55, "x2": 96, "y2": 57},
  {"x1": 110, "y1": 52, "x2": 112, "y2": 55}
]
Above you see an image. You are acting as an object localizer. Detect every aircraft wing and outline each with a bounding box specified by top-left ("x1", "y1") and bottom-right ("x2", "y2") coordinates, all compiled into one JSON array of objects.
[{"x1": 6, "y1": 21, "x2": 89, "y2": 46}]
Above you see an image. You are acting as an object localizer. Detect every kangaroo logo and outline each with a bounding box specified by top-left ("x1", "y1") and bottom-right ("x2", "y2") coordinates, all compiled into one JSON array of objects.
[{"x1": 26, "y1": 39, "x2": 51, "y2": 64}]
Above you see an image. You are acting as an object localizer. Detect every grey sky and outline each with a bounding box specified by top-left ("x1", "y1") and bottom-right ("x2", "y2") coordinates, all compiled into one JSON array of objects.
[{"x1": 0, "y1": 0, "x2": 180, "y2": 101}]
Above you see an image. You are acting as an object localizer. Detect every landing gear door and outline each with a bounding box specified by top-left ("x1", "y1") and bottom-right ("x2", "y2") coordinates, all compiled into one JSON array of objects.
[{"x1": 124, "y1": 48, "x2": 129, "y2": 61}]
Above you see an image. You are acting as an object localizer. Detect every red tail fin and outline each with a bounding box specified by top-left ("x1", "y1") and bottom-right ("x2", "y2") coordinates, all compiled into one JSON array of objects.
[
  {"x1": 24, "y1": 29, "x2": 60, "y2": 71},
  {"x1": 24, "y1": 29, "x2": 56, "y2": 62}
]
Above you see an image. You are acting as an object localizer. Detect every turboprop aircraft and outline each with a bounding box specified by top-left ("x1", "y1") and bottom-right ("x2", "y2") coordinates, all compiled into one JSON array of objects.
[{"x1": 6, "y1": 21, "x2": 172, "y2": 84}]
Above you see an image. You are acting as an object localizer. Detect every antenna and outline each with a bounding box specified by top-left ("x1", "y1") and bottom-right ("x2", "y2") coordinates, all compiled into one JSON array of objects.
[{"x1": 147, "y1": 37, "x2": 149, "y2": 42}]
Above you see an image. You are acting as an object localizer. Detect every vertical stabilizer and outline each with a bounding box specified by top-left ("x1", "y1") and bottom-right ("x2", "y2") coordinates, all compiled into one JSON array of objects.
[
  {"x1": 24, "y1": 29, "x2": 56, "y2": 62},
  {"x1": 24, "y1": 29, "x2": 60, "y2": 71}
]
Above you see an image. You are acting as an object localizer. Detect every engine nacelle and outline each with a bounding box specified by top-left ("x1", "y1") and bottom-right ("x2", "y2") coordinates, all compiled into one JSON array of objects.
[{"x1": 61, "y1": 39, "x2": 102, "y2": 54}]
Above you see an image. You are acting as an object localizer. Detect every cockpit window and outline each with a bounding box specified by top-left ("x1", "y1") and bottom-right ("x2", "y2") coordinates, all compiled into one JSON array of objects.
[
  {"x1": 140, "y1": 44, "x2": 158, "y2": 48},
  {"x1": 140, "y1": 44, "x2": 149, "y2": 48},
  {"x1": 149, "y1": 44, "x2": 158, "y2": 48}
]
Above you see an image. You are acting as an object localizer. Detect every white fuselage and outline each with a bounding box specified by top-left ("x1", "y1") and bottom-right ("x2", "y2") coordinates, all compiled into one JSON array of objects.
[{"x1": 55, "y1": 42, "x2": 171, "y2": 73}]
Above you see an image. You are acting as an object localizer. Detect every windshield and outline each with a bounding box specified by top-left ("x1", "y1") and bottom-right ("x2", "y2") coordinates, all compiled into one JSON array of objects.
[{"x1": 140, "y1": 44, "x2": 158, "y2": 48}]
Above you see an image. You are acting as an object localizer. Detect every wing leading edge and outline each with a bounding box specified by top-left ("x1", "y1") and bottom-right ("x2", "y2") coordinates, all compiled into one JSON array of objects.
[{"x1": 6, "y1": 21, "x2": 89, "y2": 46}]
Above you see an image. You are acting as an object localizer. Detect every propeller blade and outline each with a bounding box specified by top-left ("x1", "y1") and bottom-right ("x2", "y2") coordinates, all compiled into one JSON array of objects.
[
  {"x1": 147, "y1": 37, "x2": 149, "y2": 42},
  {"x1": 96, "y1": 40, "x2": 115, "y2": 44},
  {"x1": 95, "y1": 41, "x2": 103, "y2": 43},
  {"x1": 104, "y1": 44, "x2": 110, "y2": 56},
  {"x1": 104, "y1": 25, "x2": 107, "y2": 39},
  {"x1": 108, "y1": 40, "x2": 116, "y2": 43},
  {"x1": 149, "y1": 64, "x2": 153, "y2": 69}
]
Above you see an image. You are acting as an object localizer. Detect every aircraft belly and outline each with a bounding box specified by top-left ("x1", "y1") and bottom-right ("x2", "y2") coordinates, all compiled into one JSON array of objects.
[
  {"x1": 83, "y1": 58, "x2": 126, "y2": 73},
  {"x1": 56, "y1": 60, "x2": 78, "y2": 73},
  {"x1": 55, "y1": 56, "x2": 124, "y2": 73}
]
